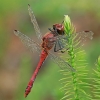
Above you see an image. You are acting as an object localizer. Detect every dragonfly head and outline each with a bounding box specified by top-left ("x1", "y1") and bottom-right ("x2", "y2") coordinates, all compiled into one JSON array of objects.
[{"x1": 53, "y1": 24, "x2": 64, "y2": 35}]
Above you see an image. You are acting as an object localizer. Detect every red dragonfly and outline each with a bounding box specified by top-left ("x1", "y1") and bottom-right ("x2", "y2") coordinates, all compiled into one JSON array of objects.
[{"x1": 14, "y1": 4, "x2": 94, "y2": 97}]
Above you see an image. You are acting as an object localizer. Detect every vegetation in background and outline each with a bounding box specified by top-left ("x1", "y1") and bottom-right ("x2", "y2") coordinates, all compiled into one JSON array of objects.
[
  {"x1": 92, "y1": 56, "x2": 100, "y2": 99},
  {"x1": 59, "y1": 15, "x2": 100, "y2": 100},
  {"x1": 0, "y1": 0, "x2": 100, "y2": 100}
]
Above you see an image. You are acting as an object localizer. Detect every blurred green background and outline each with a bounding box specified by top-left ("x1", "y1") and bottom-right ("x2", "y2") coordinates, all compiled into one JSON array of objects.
[{"x1": 0, "y1": 0, "x2": 100, "y2": 100}]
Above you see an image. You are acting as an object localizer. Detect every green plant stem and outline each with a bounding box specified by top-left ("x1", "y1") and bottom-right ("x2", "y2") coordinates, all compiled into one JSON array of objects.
[{"x1": 68, "y1": 33, "x2": 79, "y2": 100}]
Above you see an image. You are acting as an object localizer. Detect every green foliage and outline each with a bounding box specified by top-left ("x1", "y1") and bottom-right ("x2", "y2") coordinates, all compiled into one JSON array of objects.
[
  {"x1": 92, "y1": 56, "x2": 100, "y2": 99},
  {"x1": 60, "y1": 15, "x2": 93, "y2": 100},
  {"x1": 0, "y1": 0, "x2": 100, "y2": 100}
]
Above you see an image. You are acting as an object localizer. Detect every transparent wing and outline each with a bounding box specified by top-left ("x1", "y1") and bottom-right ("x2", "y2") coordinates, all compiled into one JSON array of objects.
[
  {"x1": 49, "y1": 52, "x2": 76, "y2": 72},
  {"x1": 28, "y1": 4, "x2": 42, "y2": 41},
  {"x1": 53, "y1": 31, "x2": 94, "y2": 53},
  {"x1": 59, "y1": 31, "x2": 94, "y2": 46},
  {"x1": 76, "y1": 31, "x2": 94, "y2": 41},
  {"x1": 54, "y1": 40, "x2": 64, "y2": 52},
  {"x1": 14, "y1": 30, "x2": 41, "y2": 54},
  {"x1": 72, "y1": 31, "x2": 94, "y2": 47},
  {"x1": 14, "y1": 30, "x2": 75, "y2": 72},
  {"x1": 75, "y1": 31, "x2": 94, "y2": 44},
  {"x1": 54, "y1": 35, "x2": 69, "y2": 52},
  {"x1": 58, "y1": 35, "x2": 68, "y2": 48}
]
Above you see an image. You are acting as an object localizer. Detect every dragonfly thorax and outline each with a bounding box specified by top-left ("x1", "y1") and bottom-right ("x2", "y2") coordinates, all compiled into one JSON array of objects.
[{"x1": 42, "y1": 32, "x2": 56, "y2": 51}]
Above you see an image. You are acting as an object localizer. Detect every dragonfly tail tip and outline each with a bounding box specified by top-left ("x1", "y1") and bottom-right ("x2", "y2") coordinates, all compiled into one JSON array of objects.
[{"x1": 24, "y1": 94, "x2": 27, "y2": 98}]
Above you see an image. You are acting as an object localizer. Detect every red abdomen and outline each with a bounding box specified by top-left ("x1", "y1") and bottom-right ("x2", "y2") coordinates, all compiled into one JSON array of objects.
[{"x1": 24, "y1": 50, "x2": 48, "y2": 97}]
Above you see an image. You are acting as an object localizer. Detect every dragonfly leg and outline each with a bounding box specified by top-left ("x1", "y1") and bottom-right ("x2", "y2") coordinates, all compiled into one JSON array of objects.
[
  {"x1": 48, "y1": 28, "x2": 55, "y2": 34},
  {"x1": 54, "y1": 40, "x2": 64, "y2": 52},
  {"x1": 54, "y1": 42, "x2": 59, "y2": 52},
  {"x1": 61, "y1": 48, "x2": 69, "y2": 53}
]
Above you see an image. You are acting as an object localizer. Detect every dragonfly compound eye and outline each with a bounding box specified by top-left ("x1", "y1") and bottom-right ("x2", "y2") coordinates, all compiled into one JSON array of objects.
[{"x1": 53, "y1": 24, "x2": 64, "y2": 35}]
